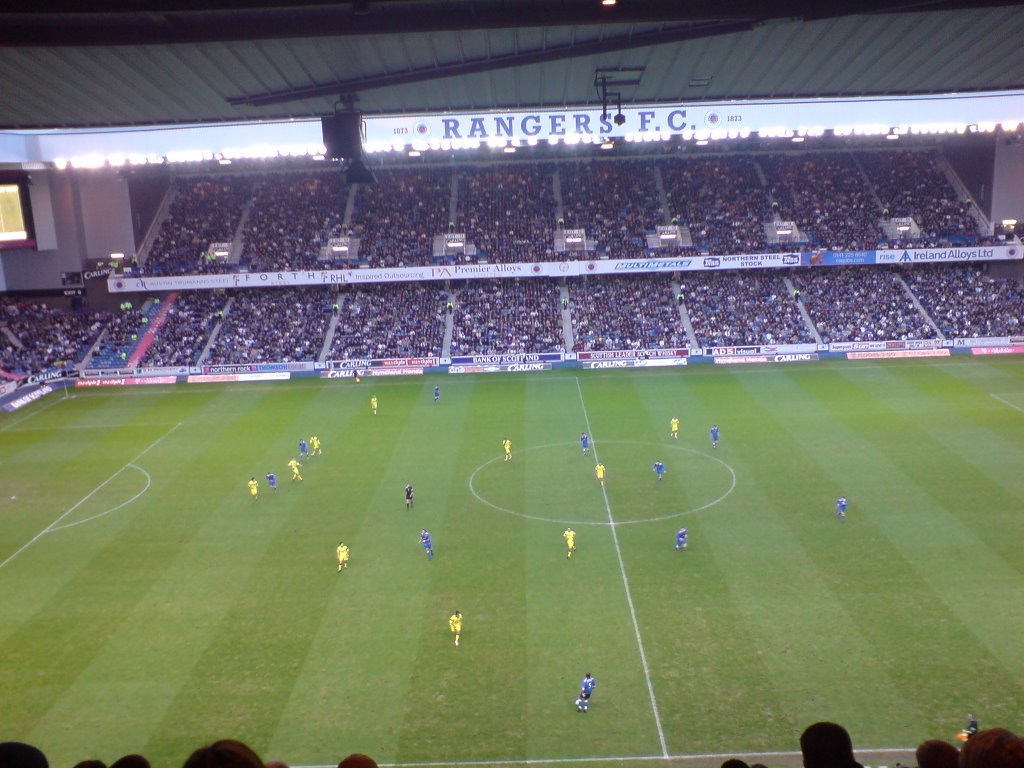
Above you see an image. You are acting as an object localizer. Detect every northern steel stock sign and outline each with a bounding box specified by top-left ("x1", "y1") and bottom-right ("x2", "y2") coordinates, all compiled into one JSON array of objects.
[{"x1": 106, "y1": 246, "x2": 1022, "y2": 292}]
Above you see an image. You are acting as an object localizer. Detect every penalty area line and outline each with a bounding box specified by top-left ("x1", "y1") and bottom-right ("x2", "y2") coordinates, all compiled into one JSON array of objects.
[
  {"x1": 575, "y1": 376, "x2": 668, "y2": 759},
  {"x1": 0, "y1": 422, "x2": 180, "y2": 572},
  {"x1": 991, "y1": 393, "x2": 1024, "y2": 414}
]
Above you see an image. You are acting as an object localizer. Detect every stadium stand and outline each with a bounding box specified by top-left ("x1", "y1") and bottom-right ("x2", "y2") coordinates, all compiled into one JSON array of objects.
[
  {"x1": 204, "y1": 287, "x2": 333, "y2": 364},
  {"x1": 559, "y1": 160, "x2": 663, "y2": 259},
  {"x1": 791, "y1": 267, "x2": 939, "y2": 342},
  {"x1": 856, "y1": 150, "x2": 980, "y2": 244},
  {"x1": 139, "y1": 291, "x2": 228, "y2": 367},
  {"x1": 450, "y1": 280, "x2": 563, "y2": 355},
  {"x1": 348, "y1": 168, "x2": 451, "y2": 267},
  {"x1": 457, "y1": 164, "x2": 557, "y2": 263},
  {"x1": 905, "y1": 264, "x2": 1024, "y2": 338},
  {"x1": 760, "y1": 153, "x2": 883, "y2": 250},
  {"x1": 143, "y1": 177, "x2": 254, "y2": 275},
  {"x1": 681, "y1": 270, "x2": 815, "y2": 346},
  {"x1": 570, "y1": 274, "x2": 685, "y2": 350},
  {"x1": 329, "y1": 284, "x2": 447, "y2": 360},
  {"x1": 0, "y1": 299, "x2": 111, "y2": 376},
  {"x1": 243, "y1": 172, "x2": 349, "y2": 272},
  {"x1": 661, "y1": 156, "x2": 772, "y2": 255}
]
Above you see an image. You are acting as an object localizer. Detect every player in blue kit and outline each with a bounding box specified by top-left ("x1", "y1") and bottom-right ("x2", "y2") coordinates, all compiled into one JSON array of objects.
[
  {"x1": 420, "y1": 529, "x2": 433, "y2": 559},
  {"x1": 653, "y1": 460, "x2": 666, "y2": 481},
  {"x1": 675, "y1": 527, "x2": 688, "y2": 550},
  {"x1": 710, "y1": 424, "x2": 720, "y2": 449},
  {"x1": 835, "y1": 496, "x2": 848, "y2": 521},
  {"x1": 299, "y1": 439, "x2": 308, "y2": 459},
  {"x1": 580, "y1": 432, "x2": 589, "y2": 455},
  {"x1": 434, "y1": 385, "x2": 441, "y2": 403},
  {"x1": 265, "y1": 472, "x2": 277, "y2": 491},
  {"x1": 575, "y1": 673, "x2": 597, "y2": 712}
]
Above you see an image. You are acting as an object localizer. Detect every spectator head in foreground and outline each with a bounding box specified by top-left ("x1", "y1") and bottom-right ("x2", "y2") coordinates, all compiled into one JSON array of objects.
[
  {"x1": 337, "y1": 756, "x2": 378, "y2": 768},
  {"x1": 960, "y1": 728, "x2": 1024, "y2": 768},
  {"x1": 0, "y1": 742, "x2": 48, "y2": 768},
  {"x1": 182, "y1": 740, "x2": 263, "y2": 768},
  {"x1": 914, "y1": 739, "x2": 958, "y2": 768},
  {"x1": 800, "y1": 721, "x2": 863, "y2": 768}
]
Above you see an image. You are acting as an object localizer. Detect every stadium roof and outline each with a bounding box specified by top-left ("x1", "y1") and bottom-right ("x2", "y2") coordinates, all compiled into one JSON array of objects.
[{"x1": 1, "y1": 0, "x2": 1023, "y2": 130}]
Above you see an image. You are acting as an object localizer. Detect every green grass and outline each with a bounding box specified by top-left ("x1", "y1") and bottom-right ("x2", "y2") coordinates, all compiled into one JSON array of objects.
[{"x1": 2, "y1": 358, "x2": 1024, "y2": 768}]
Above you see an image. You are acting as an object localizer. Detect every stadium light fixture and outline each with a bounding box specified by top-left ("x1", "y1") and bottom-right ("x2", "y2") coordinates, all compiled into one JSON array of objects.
[
  {"x1": 601, "y1": 0, "x2": 617, "y2": 5},
  {"x1": 600, "y1": 140, "x2": 614, "y2": 149},
  {"x1": 407, "y1": 150, "x2": 421, "y2": 157},
  {"x1": 109, "y1": 252, "x2": 125, "y2": 260}
]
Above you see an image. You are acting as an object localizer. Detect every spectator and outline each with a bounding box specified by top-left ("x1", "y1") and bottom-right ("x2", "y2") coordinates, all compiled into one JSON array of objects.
[
  {"x1": 205, "y1": 288, "x2": 332, "y2": 364},
  {"x1": 682, "y1": 270, "x2": 814, "y2": 346},
  {"x1": 792, "y1": 267, "x2": 937, "y2": 342},
  {"x1": 570, "y1": 274, "x2": 685, "y2": 351},
  {"x1": 662, "y1": 156, "x2": 772, "y2": 255},
  {"x1": 459, "y1": 165, "x2": 557, "y2": 263},
  {"x1": 329, "y1": 284, "x2": 447, "y2": 360},
  {"x1": 141, "y1": 291, "x2": 227, "y2": 367},
  {"x1": 915, "y1": 739, "x2": 959, "y2": 768},
  {"x1": 799, "y1": 721, "x2": 863, "y2": 768},
  {"x1": 143, "y1": 177, "x2": 254, "y2": 276},
  {"x1": 0, "y1": 742, "x2": 48, "y2": 768},
  {"x1": 959, "y1": 727, "x2": 1024, "y2": 768},
  {"x1": 451, "y1": 280, "x2": 563, "y2": 354},
  {"x1": 349, "y1": 169, "x2": 451, "y2": 268}
]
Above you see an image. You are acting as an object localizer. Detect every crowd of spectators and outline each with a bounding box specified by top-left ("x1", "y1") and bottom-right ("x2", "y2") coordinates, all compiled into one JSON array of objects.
[
  {"x1": 348, "y1": 168, "x2": 451, "y2": 267},
  {"x1": 243, "y1": 172, "x2": 349, "y2": 272},
  {"x1": 131, "y1": 151, "x2": 1004, "y2": 275},
  {"x1": 143, "y1": 177, "x2": 254, "y2": 276},
  {"x1": 140, "y1": 291, "x2": 227, "y2": 367},
  {"x1": 458, "y1": 164, "x2": 557, "y2": 263},
  {"x1": 662, "y1": 156, "x2": 773, "y2": 255},
  {"x1": 0, "y1": 299, "x2": 110, "y2": 376},
  {"x1": 761, "y1": 153, "x2": 883, "y2": 250},
  {"x1": 792, "y1": 266, "x2": 939, "y2": 342},
  {"x1": 570, "y1": 274, "x2": 686, "y2": 351},
  {"x1": 905, "y1": 264, "x2": 1024, "y2": 338},
  {"x1": 856, "y1": 150, "x2": 980, "y2": 245},
  {"x1": 204, "y1": 288, "x2": 333, "y2": 364},
  {"x1": 681, "y1": 270, "x2": 815, "y2": 346},
  {"x1": 559, "y1": 160, "x2": 663, "y2": 259},
  {"x1": 329, "y1": 284, "x2": 447, "y2": 360},
  {"x1": 89, "y1": 302, "x2": 163, "y2": 367},
  {"x1": 450, "y1": 280, "x2": 563, "y2": 354}
]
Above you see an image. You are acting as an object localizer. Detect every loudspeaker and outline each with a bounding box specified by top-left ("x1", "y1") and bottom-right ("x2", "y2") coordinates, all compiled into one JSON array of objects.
[{"x1": 322, "y1": 112, "x2": 365, "y2": 159}]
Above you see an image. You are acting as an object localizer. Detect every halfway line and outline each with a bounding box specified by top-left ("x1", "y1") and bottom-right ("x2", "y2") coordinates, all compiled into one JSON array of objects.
[
  {"x1": 574, "y1": 376, "x2": 668, "y2": 758},
  {"x1": 0, "y1": 422, "x2": 181, "y2": 572}
]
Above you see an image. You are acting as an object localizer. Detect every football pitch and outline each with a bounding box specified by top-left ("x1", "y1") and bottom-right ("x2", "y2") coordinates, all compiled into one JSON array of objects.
[{"x1": 2, "y1": 358, "x2": 1024, "y2": 768}]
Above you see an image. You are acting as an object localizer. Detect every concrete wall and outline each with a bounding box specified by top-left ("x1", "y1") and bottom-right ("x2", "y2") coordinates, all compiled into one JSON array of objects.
[
  {"x1": 0, "y1": 170, "x2": 135, "y2": 291},
  {"x1": 991, "y1": 140, "x2": 1024, "y2": 226}
]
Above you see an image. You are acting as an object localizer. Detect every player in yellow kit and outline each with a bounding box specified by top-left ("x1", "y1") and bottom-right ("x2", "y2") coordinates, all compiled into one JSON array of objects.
[
  {"x1": 449, "y1": 610, "x2": 463, "y2": 646},
  {"x1": 371, "y1": 395, "x2": 378, "y2": 415},
  {"x1": 563, "y1": 527, "x2": 576, "y2": 559},
  {"x1": 288, "y1": 457, "x2": 303, "y2": 482},
  {"x1": 310, "y1": 435, "x2": 321, "y2": 456},
  {"x1": 248, "y1": 477, "x2": 259, "y2": 500},
  {"x1": 595, "y1": 463, "x2": 606, "y2": 486},
  {"x1": 502, "y1": 438, "x2": 512, "y2": 462},
  {"x1": 670, "y1": 417, "x2": 680, "y2": 439},
  {"x1": 336, "y1": 542, "x2": 350, "y2": 572}
]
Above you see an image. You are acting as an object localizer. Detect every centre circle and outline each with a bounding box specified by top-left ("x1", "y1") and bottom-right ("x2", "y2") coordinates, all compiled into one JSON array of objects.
[{"x1": 468, "y1": 440, "x2": 736, "y2": 526}]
